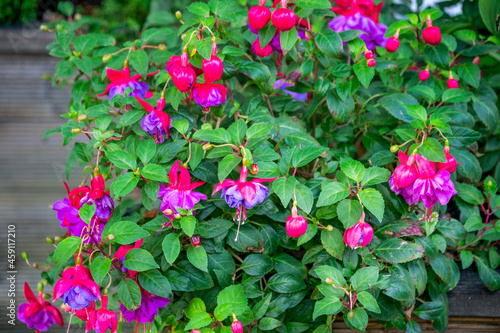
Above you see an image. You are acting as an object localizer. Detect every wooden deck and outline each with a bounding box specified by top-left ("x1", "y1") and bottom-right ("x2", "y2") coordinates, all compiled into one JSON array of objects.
[{"x1": 0, "y1": 27, "x2": 498, "y2": 333}]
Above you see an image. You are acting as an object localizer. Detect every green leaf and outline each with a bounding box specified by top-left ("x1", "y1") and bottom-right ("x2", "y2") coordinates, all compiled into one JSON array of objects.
[
  {"x1": 280, "y1": 27, "x2": 298, "y2": 52},
  {"x1": 137, "y1": 139, "x2": 156, "y2": 165},
  {"x1": 129, "y1": 49, "x2": 149, "y2": 79},
  {"x1": 353, "y1": 62, "x2": 375, "y2": 88},
  {"x1": 117, "y1": 278, "x2": 142, "y2": 310},
  {"x1": 314, "y1": 265, "x2": 346, "y2": 286},
  {"x1": 295, "y1": 0, "x2": 331, "y2": 9},
  {"x1": 361, "y1": 167, "x2": 391, "y2": 186},
  {"x1": 218, "y1": 155, "x2": 242, "y2": 182},
  {"x1": 337, "y1": 199, "x2": 363, "y2": 229},
  {"x1": 429, "y1": 253, "x2": 460, "y2": 291},
  {"x1": 186, "y1": 298, "x2": 206, "y2": 319},
  {"x1": 228, "y1": 119, "x2": 247, "y2": 144},
  {"x1": 414, "y1": 301, "x2": 445, "y2": 320},
  {"x1": 317, "y1": 182, "x2": 350, "y2": 207},
  {"x1": 442, "y1": 89, "x2": 473, "y2": 103},
  {"x1": 171, "y1": 119, "x2": 189, "y2": 135},
  {"x1": 292, "y1": 147, "x2": 327, "y2": 168},
  {"x1": 54, "y1": 236, "x2": 81, "y2": 266},
  {"x1": 358, "y1": 188, "x2": 384, "y2": 222},
  {"x1": 345, "y1": 308, "x2": 368, "y2": 332},
  {"x1": 162, "y1": 233, "x2": 181, "y2": 265},
  {"x1": 189, "y1": 143, "x2": 204, "y2": 171},
  {"x1": 475, "y1": 256, "x2": 500, "y2": 291},
  {"x1": 460, "y1": 250, "x2": 473, "y2": 269},
  {"x1": 268, "y1": 273, "x2": 306, "y2": 293},
  {"x1": 340, "y1": 158, "x2": 366, "y2": 182},
  {"x1": 259, "y1": 317, "x2": 282, "y2": 331},
  {"x1": 193, "y1": 128, "x2": 230, "y2": 143},
  {"x1": 241, "y1": 254, "x2": 274, "y2": 276},
  {"x1": 425, "y1": 44, "x2": 450, "y2": 69},
  {"x1": 187, "y1": 245, "x2": 208, "y2": 272},
  {"x1": 108, "y1": 221, "x2": 150, "y2": 244},
  {"x1": 138, "y1": 269, "x2": 172, "y2": 298},
  {"x1": 417, "y1": 137, "x2": 446, "y2": 163},
  {"x1": 357, "y1": 291, "x2": 381, "y2": 313},
  {"x1": 479, "y1": 0, "x2": 500, "y2": 36},
  {"x1": 185, "y1": 311, "x2": 213, "y2": 330},
  {"x1": 295, "y1": 184, "x2": 314, "y2": 214},
  {"x1": 455, "y1": 183, "x2": 484, "y2": 205},
  {"x1": 458, "y1": 63, "x2": 481, "y2": 88},
  {"x1": 216, "y1": 285, "x2": 248, "y2": 320},
  {"x1": 374, "y1": 239, "x2": 425, "y2": 263},
  {"x1": 379, "y1": 94, "x2": 419, "y2": 123},
  {"x1": 113, "y1": 173, "x2": 140, "y2": 197},
  {"x1": 464, "y1": 215, "x2": 483, "y2": 232},
  {"x1": 247, "y1": 123, "x2": 274, "y2": 140},
  {"x1": 321, "y1": 228, "x2": 345, "y2": 260},
  {"x1": 106, "y1": 150, "x2": 137, "y2": 170},
  {"x1": 73, "y1": 56, "x2": 92, "y2": 76},
  {"x1": 142, "y1": 164, "x2": 168, "y2": 182},
  {"x1": 239, "y1": 61, "x2": 274, "y2": 94},
  {"x1": 312, "y1": 297, "x2": 342, "y2": 320},
  {"x1": 259, "y1": 24, "x2": 277, "y2": 49},
  {"x1": 187, "y1": 2, "x2": 210, "y2": 16},
  {"x1": 90, "y1": 257, "x2": 111, "y2": 286},
  {"x1": 124, "y1": 248, "x2": 159, "y2": 271},
  {"x1": 351, "y1": 266, "x2": 379, "y2": 291},
  {"x1": 252, "y1": 293, "x2": 272, "y2": 320},
  {"x1": 315, "y1": 30, "x2": 342, "y2": 57},
  {"x1": 272, "y1": 176, "x2": 296, "y2": 208},
  {"x1": 79, "y1": 203, "x2": 95, "y2": 223},
  {"x1": 405, "y1": 104, "x2": 427, "y2": 122},
  {"x1": 472, "y1": 97, "x2": 499, "y2": 133},
  {"x1": 180, "y1": 216, "x2": 197, "y2": 237}
]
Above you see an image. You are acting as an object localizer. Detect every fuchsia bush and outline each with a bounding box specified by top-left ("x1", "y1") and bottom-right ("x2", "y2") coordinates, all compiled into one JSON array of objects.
[{"x1": 20, "y1": 0, "x2": 500, "y2": 332}]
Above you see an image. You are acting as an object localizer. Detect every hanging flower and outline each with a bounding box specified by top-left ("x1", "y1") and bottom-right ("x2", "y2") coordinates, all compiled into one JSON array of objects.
[
  {"x1": 96, "y1": 65, "x2": 157, "y2": 99},
  {"x1": 113, "y1": 239, "x2": 143, "y2": 277},
  {"x1": 86, "y1": 295, "x2": 118, "y2": 333},
  {"x1": 231, "y1": 315, "x2": 244, "y2": 333},
  {"x1": 80, "y1": 175, "x2": 114, "y2": 221},
  {"x1": 158, "y1": 161, "x2": 207, "y2": 221},
  {"x1": 18, "y1": 282, "x2": 63, "y2": 332},
  {"x1": 120, "y1": 291, "x2": 170, "y2": 325},
  {"x1": 62, "y1": 301, "x2": 95, "y2": 321},
  {"x1": 248, "y1": 0, "x2": 271, "y2": 31},
  {"x1": 192, "y1": 75, "x2": 227, "y2": 108},
  {"x1": 436, "y1": 144, "x2": 460, "y2": 174},
  {"x1": 271, "y1": 0, "x2": 296, "y2": 32},
  {"x1": 135, "y1": 92, "x2": 172, "y2": 144},
  {"x1": 53, "y1": 255, "x2": 101, "y2": 310},
  {"x1": 389, "y1": 151, "x2": 418, "y2": 205},
  {"x1": 52, "y1": 182, "x2": 89, "y2": 235},
  {"x1": 202, "y1": 39, "x2": 224, "y2": 83},
  {"x1": 344, "y1": 212, "x2": 373, "y2": 249},
  {"x1": 286, "y1": 202, "x2": 308, "y2": 238},
  {"x1": 171, "y1": 51, "x2": 197, "y2": 92},
  {"x1": 274, "y1": 76, "x2": 308, "y2": 102},
  {"x1": 422, "y1": 18, "x2": 441, "y2": 46},
  {"x1": 213, "y1": 157, "x2": 277, "y2": 241}
]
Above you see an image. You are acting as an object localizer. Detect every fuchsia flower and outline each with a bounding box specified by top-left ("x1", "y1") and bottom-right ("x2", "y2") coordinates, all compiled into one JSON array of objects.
[
  {"x1": 170, "y1": 51, "x2": 197, "y2": 92},
  {"x1": 158, "y1": 161, "x2": 207, "y2": 225},
  {"x1": 252, "y1": 39, "x2": 273, "y2": 57},
  {"x1": 213, "y1": 158, "x2": 277, "y2": 241},
  {"x1": 436, "y1": 145, "x2": 459, "y2": 174},
  {"x1": 80, "y1": 175, "x2": 114, "y2": 221},
  {"x1": 344, "y1": 212, "x2": 373, "y2": 249},
  {"x1": 120, "y1": 290, "x2": 170, "y2": 326},
  {"x1": 274, "y1": 76, "x2": 307, "y2": 102},
  {"x1": 248, "y1": 0, "x2": 271, "y2": 31},
  {"x1": 18, "y1": 282, "x2": 64, "y2": 332},
  {"x1": 135, "y1": 92, "x2": 172, "y2": 144},
  {"x1": 192, "y1": 80, "x2": 227, "y2": 108},
  {"x1": 53, "y1": 255, "x2": 101, "y2": 310},
  {"x1": 96, "y1": 65, "x2": 157, "y2": 99},
  {"x1": 52, "y1": 183, "x2": 89, "y2": 235},
  {"x1": 286, "y1": 203, "x2": 308, "y2": 238},
  {"x1": 419, "y1": 69, "x2": 430, "y2": 81},
  {"x1": 113, "y1": 239, "x2": 143, "y2": 277},
  {"x1": 422, "y1": 19, "x2": 441, "y2": 46},
  {"x1": 271, "y1": 1, "x2": 296, "y2": 32},
  {"x1": 231, "y1": 315, "x2": 244, "y2": 333},
  {"x1": 85, "y1": 295, "x2": 117, "y2": 333},
  {"x1": 62, "y1": 302, "x2": 95, "y2": 321},
  {"x1": 202, "y1": 39, "x2": 224, "y2": 83},
  {"x1": 392, "y1": 151, "x2": 417, "y2": 189}
]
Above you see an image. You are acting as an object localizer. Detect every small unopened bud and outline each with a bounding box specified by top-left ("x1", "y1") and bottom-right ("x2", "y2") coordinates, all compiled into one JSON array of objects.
[
  {"x1": 174, "y1": 213, "x2": 182, "y2": 219},
  {"x1": 74, "y1": 13, "x2": 82, "y2": 21},
  {"x1": 191, "y1": 234, "x2": 202, "y2": 247},
  {"x1": 201, "y1": 123, "x2": 213, "y2": 130},
  {"x1": 325, "y1": 278, "x2": 333, "y2": 284},
  {"x1": 40, "y1": 25, "x2": 49, "y2": 31},
  {"x1": 78, "y1": 114, "x2": 87, "y2": 121},
  {"x1": 108, "y1": 234, "x2": 115, "y2": 241},
  {"x1": 54, "y1": 236, "x2": 64, "y2": 242},
  {"x1": 327, "y1": 225, "x2": 333, "y2": 231},
  {"x1": 43, "y1": 293, "x2": 51, "y2": 299},
  {"x1": 41, "y1": 279, "x2": 49, "y2": 286},
  {"x1": 485, "y1": 179, "x2": 494, "y2": 189},
  {"x1": 42, "y1": 73, "x2": 51, "y2": 80},
  {"x1": 94, "y1": 167, "x2": 100, "y2": 177},
  {"x1": 390, "y1": 145, "x2": 400, "y2": 153},
  {"x1": 22, "y1": 252, "x2": 29, "y2": 260},
  {"x1": 191, "y1": 330, "x2": 201, "y2": 333},
  {"x1": 348, "y1": 310, "x2": 354, "y2": 319},
  {"x1": 37, "y1": 282, "x2": 44, "y2": 292},
  {"x1": 46, "y1": 237, "x2": 54, "y2": 244},
  {"x1": 175, "y1": 11, "x2": 183, "y2": 21},
  {"x1": 473, "y1": 57, "x2": 481, "y2": 65},
  {"x1": 203, "y1": 144, "x2": 213, "y2": 151},
  {"x1": 164, "y1": 209, "x2": 174, "y2": 216},
  {"x1": 158, "y1": 44, "x2": 166, "y2": 51},
  {"x1": 73, "y1": 51, "x2": 81, "y2": 57},
  {"x1": 367, "y1": 59, "x2": 376, "y2": 67},
  {"x1": 55, "y1": 24, "x2": 62, "y2": 31},
  {"x1": 102, "y1": 54, "x2": 112, "y2": 63},
  {"x1": 71, "y1": 128, "x2": 81, "y2": 134},
  {"x1": 250, "y1": 163, "x2": 259, "y2": 175},
  {"x1": 234, "y1": 101, "x2": 240, "y2": 109},
  {"x1": 32, "y1": 263, "x2": 38, "y2": 268}
]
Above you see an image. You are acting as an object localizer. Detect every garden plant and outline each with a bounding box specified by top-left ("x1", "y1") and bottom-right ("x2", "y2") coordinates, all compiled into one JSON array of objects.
[{"x1": 18, "y1": 0, "x2": 500, "y2": 332}]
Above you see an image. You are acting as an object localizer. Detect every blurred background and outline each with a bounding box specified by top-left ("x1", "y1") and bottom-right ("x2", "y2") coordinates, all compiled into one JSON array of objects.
[{"x1": 0, "y1": 0, "x2": 498, "y2": 332}]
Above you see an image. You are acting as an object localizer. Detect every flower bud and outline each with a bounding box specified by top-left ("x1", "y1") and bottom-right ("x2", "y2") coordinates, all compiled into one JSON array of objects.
[
  {"x1": 102, "y1": 53, "x2": 112, "y2": 63},
  {"x1": 473, "y1": 57, "x2": 481, "y2": 65},
  {"x1": 203, "y1": 144, "x2": 213, "y2": 151},
  {"x1": 191, "y1": 330, "x2": 201, "y2": 333},
  {"x1": 325, "y1": 278, "x2": 333, "y2": 284},
  {"x1": 164, "y1": 209, "x2": 173, "y2": 216},
  {"x1": 22, "y1": 251, "x2": 29, "y2": 260},
  {"x1": 327, "y1": 225, "x2": 333, "y2": 231},
  {"x1": 367, "y1": 59, "x2": 376, "y2": 67},
  {"x1": 175, "y1": 11, "x2": 183, "y2": 21},
  {"x1": 32, "y1": 263, "x2": 38, "y2": 268},
  {"x1": 46, "y1": 237, "x2": 54, "y2": 244},
  {"x1": 348, "y1": 311, "x2": 354, "y2": 319},
  {"x1": 231, "y1": 319, "x2": 244, "y2": 333},
  {"x1": 364, "y1": 50, "x2": 374, "y2": 59},
  {"x1": 40, "y1": 25, "x2": 49, "y2": 31},
  {"x1": 54, "y1": 236, "x2": 64, "y2": 242},
  {"x1": 71, "y1": 128, "x2": 81, "y2": 134},
  {"x1": 286, "y1": 206, "x2": 307, "y2": 238},
  {"x1": 419, "y1": 69, "x2": 430, "y2": 81},
  {"x1": 250, "y1": 163, "x2": 259, "y2": 175},
  {"x1": 37, "y1": 282, "x2": 43, "y2": 292},
  {"x1": 485, "y1": 178, "x2": 494, "y2": 190},
  {"x1": 234, "y1": 101, "x2": 240, "y2": 109},
  {"x1": 422, "y1": 20, "x2": 441, "y2": 46},
  {"x1": 390, "y1": 145, "x2": 400, "y2": 153},
  {"x1": 385, "y1": 36, "x2": 400, "y2": 53},
  {"x1": 74, "y1": 13, "x2": 82, "y2": 21},
  {"x1": 190, "y1": 234, "x2": 202, "y2": 247},
  {"x1": 447, "y1": 78, "x2": 458, "y2": 89},
  {"x1": 78, "y1": 114, "x2": 87, "y2": 121},
  {"x1": 174, "y1": 213, "x2": 182, "y2": 219},
  {"x1": 158, "y1": 44, "x2": 166, "y2": 51},
  {"x1": 271, "y1": 8, "x2": 296, "y2": 32},
  {"x1": 108, "y1": 234, "x2": 115, "y2": 241},
  {"x1": 344, "y1": 213, "x2": 373, "y2": 249},
  {"x1": 201, "y1": 123, "x2": 213, "y2": 130},
  {"x1": 248, "y1": 3, "x2": 271, "y2": 30},
  {"x1": 252, "y1": 39, "x2": 273, "y2": 57},
  {"x1": 42, "y1": 73, "x2": 51, "y2": 80}
]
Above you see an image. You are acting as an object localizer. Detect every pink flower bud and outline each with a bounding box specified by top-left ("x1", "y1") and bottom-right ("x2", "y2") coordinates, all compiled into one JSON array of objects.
[
  {"x1": 286, "y1": 206, "x2": 307, "y2": 238},
  {"x1": 447, "y1": 78, "x2": 458, "y2": 89},
  {"x1": 419, "y1": 69, "x2": 430, "y2": 81},
  {"x1": 202, "y1": 55, "x2": 223, "y2": 83},
  {"x1": 437, "y1": 148, "x2": 459, "y2": 174},
  {"x1": 343, "y1": 213, "x2": 373, "y2": 249},
  {"x1": 422, "y1": 22, "x2": 441, "y2": 46},
  {"x1": 248, "y1": 2, "x2": 271, "y2": 31},
  {"x1": 367, "y1": 59, "x2": 376, "y2": 67},
  {"x1": 271, "y1": 8, "x2": 296, "y2": 32},
  {"x1": 172, "y1": 53, "x2": 197, "y2": 92},
  {"x1": 364, "y1": 50, "x2": 374, "y2": 59},
  {"x1": 252, "y1": 39, "x2": 273, "y2": 57},
  {"x1": 473, "y1": 57, "x2": 481, "y2": 65},
  {"x1": 385, "y1": 37, "x2": 400, "y2": 53},
  {"x1": 190, "y1": 234, "x2": 202, "y2": 247},
  {"x1": 392, "y1": 163, "x2": 418, "y2": 189},
  {"x1": 231, "y1": 320, "x2": 244, "y2": 333}
]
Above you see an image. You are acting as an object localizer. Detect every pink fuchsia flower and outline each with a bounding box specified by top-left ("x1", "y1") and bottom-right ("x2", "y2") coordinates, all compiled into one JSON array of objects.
[
  {"x1": 86, "y1": 295, "x2": 117, "y2": 333},
  {"x1": 231, "y1": 315, "x2": 244, "y2": 333},
  {"x1": 422, "y1": 19, "x2": 441, "y2": 46},
  {"x1": 62, "y1": 301, "x2": 95, "y2": 321},
  {"x1": 252, "y1": 39, "x2": 273, "y2": 57},
  {"x1": 419, "y1": 69, "x2": 430, "y2": 81},
  {"x1": 248, "y1": 0, "x2": 271, "y2": 31},
  {"x1": 344, "y1": 212, "x2": 373, "y2": 249},
  {"x1": 96, "y1": 65, "x2": 157, "y2": 99},
  {"x1": 213, "y1": 157, "x2": 277, "y2": 241},
  {"x1": 18, "y1": 282, "x2": 63, "y2": 332},
  {"x1": 53, "y1": 255, "x2": 101, "y2": 310},
  {"x1": 411, "y1": 154, "x2": 457, "y2": 208},
  {"x1": 436, "y1": 144, "x2": 459, "y2": 174},
  {"x1": 135, "y1": 92, "x2": 172, "y2": 144},
  {"x1": 286, "y1": 202, "x2": 307, "y2": 238},
  {"x1": 392, "y1": 151, "x2": 418, "y2": 189},
  {"x1": 274, "y1": 78, "x2": 307, "y2": 102},
  {"x1": 332, "y1": 0, "x2": 384, "y2": 24},
  {"x1": 159, "y1": 161, "x2": 207, "y2": 221},
  {"x1": 171, "y1": 51, "x2": 197, "y2": 92},
  {"x1": 385, "y1": 36, "x2": 400, "y2": 53},
  {"x1": 113, "y1": 239, "x2": 143, "y2": 277},
  {"x1": 192, "y1": 77, "x2": 227, "y2": 108},
  {"x1": 329, "y1": 12, "x2": 388, "y2": 50},
  {"x1": 80, "y1": 175, "x2": 114, "y2": 221},
  {"x1": 53, "y1": 183, "x2": 90, "y2": 235},
  {"x1": 202, "y1": 40, "x2": 224, "y2": 83},
  {"x1": 120, "y1": 290, "x2": 170, "y2": 325}
]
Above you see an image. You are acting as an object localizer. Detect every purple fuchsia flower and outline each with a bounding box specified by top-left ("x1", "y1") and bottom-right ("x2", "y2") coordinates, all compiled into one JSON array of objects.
[
  {"x1": 86, "y1": 295, "x2": 117, "y2": 333},
  {"x1": 53, "y1": 255, "x2": 101, "y2": 310},
  {"x1": 80, "y1": 175, "x2": 114, "y2": 222},
  {"x1": 52, "y1": 183, "x2": 90, "y2": 235},
  {"x1": 135, "y1": 92, "x2": 172, "y2": 144},
  {"x1": 274, "y1": 78, "x2": 307, "y2": 102},
  {"x1": 113, "y1": 239, "x2": 143, "y2": 277},
  {"x1": 328, "y1": 12, "x2": 387, "y2": 50},
  {"x1": 389, "y1": 151, "x2": 419, "y2": 205},
  {"x1": 96, "y1": 65, "x2": 157, "y2": 99},
  {"x1": 18, "y1": 282, "x2": 64, "y2": 332},
  {"x1": 343, "y1": 212, "x2": 374, "y2": 249},
  {"x1": 120, "y1": 291, "x2": 170, "y2": 326},
  {"x1": 192, "y1": 74, "x2": 227, "y2": 108},
  {"x1": 213, "y1": 157, "x2": 277, "y2": 241}
]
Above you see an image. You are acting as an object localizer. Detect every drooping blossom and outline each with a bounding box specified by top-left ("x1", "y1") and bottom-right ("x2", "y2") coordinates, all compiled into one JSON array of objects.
[
  {"x1": 96, "y1": 65, "x2": 157, "y2": 99},
  {"x1": 113, "y1": 239, "x2": 143, "y2": 277},
  {"x1": 328, "y1": 0, "x2": 388, "y2": 50},
  {"x1": 213, "y1": 158, "x2": 277, "y2": 241},
  {"x1": 436, "y1": 144, "x2": 459, "y2": 174},
  {"x1": 18, "y1": 282, "x2": 63, "y2": 332},
  {"x1": 120, "y1": 290, "x2": 170, "y2": 325},
  {"x1": 62, "y1": 302, "x2": 95, "y2": 321},
  {"x1": 86, "y1": 295, "x2": 117, "y2": 333},
  {"x1": 202, "y1": 39, "x2": 224, "y2": 83},
  {"x1": 274, "y1": 76, "x2": 307, "y2": 102},
  {"x1": 158, "y1": 161, "x2": 207, "y2": 229},
  {"x1": 252, "y1": 39, "x2": 273, "y2": 57},
  {"x1": 170, "y1": 51, "x2": 197, "y2": 92},
  {"x1": 248, "y1": 0, "x2": 271, "y2": 31},
  {"x1": 271, "y1": 0, "x2": 296, "y2": 32},
  {"x1": 422, "y1": 18, "x2": 441, "y2": 46},
  {"x1": 53, "y1": 255, "x2": 101, "y2": 310},
  {"x1": 135, "y1": 92, "x2": 172, "y2": 144},
  {"x1": 446, "y1": 72, "x2": 458, "y2": 89},
  {"x1": 192, "y1": 75, "x2": 227, "y2": 108},
  {"x1": 344, "y1": 212, "x2": 373, "y2": 249},
  {"x1": 286, "y1": 202, "x2": 307, "y2": 238},
  {"x1": 419, "y1": 69, "x2": 430, "y2": 81},
  {"x1": 52, "y1": 182, "x2": 89, "y2": 235},
  {"x1": 80, "y1": 175, "x2": 114, "y2": 221},
  {"x1": 389, "y1": 151, "x2": 419, "y2": 205},
  {"x1": 231, "y1": 315, "x2": 244, "y2": 333}
]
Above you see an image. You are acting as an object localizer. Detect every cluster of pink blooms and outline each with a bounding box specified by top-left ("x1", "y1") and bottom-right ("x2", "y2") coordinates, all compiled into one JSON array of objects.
[{"x1": 389, "y1": 146, "x2": 458, "y2": 209}]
